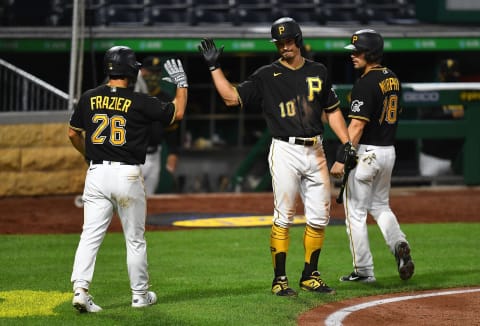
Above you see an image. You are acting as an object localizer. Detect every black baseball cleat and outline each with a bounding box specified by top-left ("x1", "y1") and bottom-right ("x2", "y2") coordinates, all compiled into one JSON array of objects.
[
  {"x1": 299, "y1": 271, "x2": 336, "y2": 294},
  {"x1": 340, "y1": 271, "x2": 376, "y2": 283},
  {"x1": 395, "y1": 241, "x2": 415, "y2": 280},
  {"x1": 271, "y1": 276, "x2": 298, "y2": 297}
]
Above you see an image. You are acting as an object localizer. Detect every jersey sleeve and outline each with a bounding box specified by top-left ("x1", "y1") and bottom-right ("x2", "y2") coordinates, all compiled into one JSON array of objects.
[
  {"x1": 321, "y1": 70, "x2": 340, "y2": 113},
  {"x1": 142, "y1": 95, "x2": 176, "y2": 125},
  {"x1": 69, "y1": 95, "x2": 86, "y2": 131},
  {"x1": 236, "y1": 67, "x2": 264, "y2": 110},
  {"x1": 323, "y1": 87, "x2": 341, "y2": 113},
  {"x1": 348, "y1": 79, "x2": 373, "y2": 122}
]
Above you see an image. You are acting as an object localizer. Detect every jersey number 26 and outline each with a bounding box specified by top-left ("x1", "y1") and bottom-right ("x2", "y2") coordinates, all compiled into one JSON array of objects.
[{"x1": 91, "y1": 114, "x2": 127, "y2": 146}]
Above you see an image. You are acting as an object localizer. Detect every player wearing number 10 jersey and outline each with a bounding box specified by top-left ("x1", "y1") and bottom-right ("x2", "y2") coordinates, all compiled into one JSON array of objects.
[{"x1": 199, "y1": 17, "x2": 351, "y2": 296}]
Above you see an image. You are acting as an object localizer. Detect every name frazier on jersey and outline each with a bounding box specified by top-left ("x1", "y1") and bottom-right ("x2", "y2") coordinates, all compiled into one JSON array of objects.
[
  {"x1": 378, "y1": 77, "x2": 400, "y2": 94},
  {"x1": 90, "y1": 95, "x2": 132, "y2": 112}
]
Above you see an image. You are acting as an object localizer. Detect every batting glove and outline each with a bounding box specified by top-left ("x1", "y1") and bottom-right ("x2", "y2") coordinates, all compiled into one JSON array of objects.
[
  {"x1": 336, "y1": 141, "x2": 358, "y2": 170},
  {"x1": 198, "y1": 38, "x2": 224, "y2": 71},
  {"x1": 163, "y1": 59, "x2": 188, "y2": 88}
]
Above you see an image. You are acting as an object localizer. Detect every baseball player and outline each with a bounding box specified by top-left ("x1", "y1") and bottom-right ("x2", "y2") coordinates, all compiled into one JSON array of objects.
[
  {"x1": 198, "y1": 17, "x2": 352, "y2": 296},
  {"x1": 419, "y1": 58, "x2": 464, "y2": 177},
  {"x1": 330, "y1": 29, "x2": 414, "y2": 283},
  {"x1": 68, "y1": 45, "x2": 188, "y2": 312},
  {"x1": 137, "y1": 56, "x2": 180, "y2": 195}
]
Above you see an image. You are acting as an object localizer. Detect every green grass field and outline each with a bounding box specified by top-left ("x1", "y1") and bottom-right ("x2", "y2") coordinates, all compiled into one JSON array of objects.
[{"x1": 1, "y1": 223, "x2": 479, "y2": 325}]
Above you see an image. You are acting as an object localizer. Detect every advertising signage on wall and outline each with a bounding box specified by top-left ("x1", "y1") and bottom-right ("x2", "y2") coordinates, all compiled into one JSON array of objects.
[{"x1": 1, "y1": 37, "x2": 480, "y2": 53}]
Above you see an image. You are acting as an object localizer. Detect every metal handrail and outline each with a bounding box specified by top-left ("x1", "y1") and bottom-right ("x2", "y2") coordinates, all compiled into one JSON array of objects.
[{"x1": 0, "y1": 58, "x2": 69, "y2": 112}]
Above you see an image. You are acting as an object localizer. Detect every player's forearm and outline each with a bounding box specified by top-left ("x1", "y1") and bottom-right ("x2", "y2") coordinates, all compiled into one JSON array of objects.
[
  {"x1": 347, "y1": 119, "x2": 366, "y2": 147},
  {"x1": 68, "y1": 128, "x2": 86, "y2": 156},
  {"x1": 211, "y1": 69, "x2": 239, "y2": 106},
  {"x1": 172, "y1": 88, "x2": 188, "y2": 120},
  {"x1": 327, "y1": 109, "x2": 350, "y2": 144}
]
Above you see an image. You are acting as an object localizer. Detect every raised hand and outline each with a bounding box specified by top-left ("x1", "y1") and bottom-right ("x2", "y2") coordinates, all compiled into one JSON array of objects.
[
  {"x1": 163, "y1": 59, "x2": 188, "y2": 88},
  {"x1": 198, "y1": 38, "x2": 224, "y2": 71}
]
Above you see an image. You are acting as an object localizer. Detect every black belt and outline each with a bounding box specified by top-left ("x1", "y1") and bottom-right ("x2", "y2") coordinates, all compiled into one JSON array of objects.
[
  {"x1": 90, "y1": 160, "x2": 133, "y2": 165},
  {"x1": 274, "y1": 136, "x2": 321, "y2": 147}
]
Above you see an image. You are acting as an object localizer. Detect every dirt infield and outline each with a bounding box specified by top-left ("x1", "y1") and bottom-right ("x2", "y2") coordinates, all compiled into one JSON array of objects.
[
  {"x1": 0, "y1": 186, "x2": 479, "y2": 325},
  {"x1": 0, "y1": 186, "x2": 478, "y2": 234},
  {"x1": 299, "y1": 287, "x2": 480, "y2": 326}
]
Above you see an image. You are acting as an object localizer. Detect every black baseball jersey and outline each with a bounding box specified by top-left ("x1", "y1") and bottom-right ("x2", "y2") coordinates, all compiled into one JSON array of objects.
[
  {"x1": 236, "y1": 58, "x2": 339, "y2": 138},
  {"x1": 69, "y1": 84, "x2": 175, "y2": 164},
  {"x1": 348, "y1": 67, "x2": 401, "y2": 146}
]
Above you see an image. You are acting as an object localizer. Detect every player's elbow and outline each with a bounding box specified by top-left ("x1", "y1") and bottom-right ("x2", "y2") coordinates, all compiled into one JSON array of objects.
[
  {"x1": 172, "y1": 97, "x2": 187, "y2": 121},
  {"x1": 223, "y1": 98, "x2": 239, "y2": 107},
  {"x1": 175, "y1": 110, "x2": 185, "y2": 120},
  {"x1": 349, "y1": 118, "x2": 367, "y2": 132},
  {"x1": 222, "y1": 92, "x2": 240, "y2": 107},
  {"x1": 68, "y1": 127, "x2": 79, "y2": 140},
  {"x1": 219, "y1": 86, "x2": 240, "y2": 107}
]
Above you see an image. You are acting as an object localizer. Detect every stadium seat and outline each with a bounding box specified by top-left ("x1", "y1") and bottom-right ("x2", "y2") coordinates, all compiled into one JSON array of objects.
[
  {"x1": 1, "y1": 0, "x2": 15, "y2": 26},
  {"x1": 275, "y1": 0, "x2": 326, "y2": 25},
  {"x1": 232, "y1": 0, "x2": 275, "y2": 25},
  {"x1": 147, "y1": 0, "x2": 195, "y2": 25},
  {"x1": 321, "y1": 0, "x2": 416, "y2": 25},
  {"x1": 46, "y1": 0, "x2": 109, "y2": 27},
  {"x1": 103, "y1": 0, "x2": 147, "y2": 26},
  {"x1": 3, "y1": 0, "x2": 418, "y2": 27},
  {"x1": 191, "y1": 0, "x2": 235, "y2": 25},
  {"x1": 4, "y1": 0, "x2": 51, "y2": 26}
]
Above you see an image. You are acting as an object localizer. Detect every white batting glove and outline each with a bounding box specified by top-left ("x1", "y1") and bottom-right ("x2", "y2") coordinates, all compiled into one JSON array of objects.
[{"x1": 162, "y1": 59, "x2": 188, "y2": 88}]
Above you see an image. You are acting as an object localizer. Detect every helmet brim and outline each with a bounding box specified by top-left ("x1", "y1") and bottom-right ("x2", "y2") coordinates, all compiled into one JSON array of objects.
[{"x1": 344, "y1": 44, "x2": 357, "y2": 51}]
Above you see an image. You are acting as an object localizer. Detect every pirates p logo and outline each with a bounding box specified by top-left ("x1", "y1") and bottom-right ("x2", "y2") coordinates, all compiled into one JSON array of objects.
[
  {"x1": 352, "y1": 35, "x2": 358, "y2": 44},
  {"x1": 278, "y1": 25, "x2": 285, "y2": 35}
]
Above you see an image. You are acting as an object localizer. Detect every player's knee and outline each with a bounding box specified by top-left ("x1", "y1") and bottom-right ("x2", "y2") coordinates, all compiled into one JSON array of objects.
[
  {"x1": 369, "y1": 208, "x2": 395, "y2": 221},
  {"x1": 306, "y1": 216, "x2": 330, "y2": 229},
  {"x1": 273, "y1": 214, "x2": 293, "y2": 228}
]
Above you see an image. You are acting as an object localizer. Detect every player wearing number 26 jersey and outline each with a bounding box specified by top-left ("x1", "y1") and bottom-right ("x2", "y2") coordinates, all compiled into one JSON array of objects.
[
  {"x1": 68, "y1": 45, "x2": 188, "y2": 312},
  {"x1": 331, "y1": 29, "x2": 414, "y2": 284},
  {"x1": 71, "y1": 85, "x2": 176, "y2": 164}
]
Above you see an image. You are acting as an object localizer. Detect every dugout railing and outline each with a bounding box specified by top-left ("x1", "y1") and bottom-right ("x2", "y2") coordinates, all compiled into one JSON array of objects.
[
  {"x1": 230, "y1": 82, "x2": 480, "y2": 190},
  {"x1": 0, "y1": 58, "x2": 69, "y2": 112}
]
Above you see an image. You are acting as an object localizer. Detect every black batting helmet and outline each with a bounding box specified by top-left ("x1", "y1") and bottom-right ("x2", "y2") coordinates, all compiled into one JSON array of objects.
[
  {"x1": 344, "y1": 29, "x2": 383, "y2": 63},
  {"x1": 104, "y1": 46, "x2": 141, "y2": 79},
  {"x1": 270, "y1": 17, "x2": 303, "y2": 48}
]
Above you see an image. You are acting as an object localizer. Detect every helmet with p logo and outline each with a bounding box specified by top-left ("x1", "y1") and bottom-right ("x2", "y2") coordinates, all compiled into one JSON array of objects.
[
  {"x1": 104, "y1": 45, "x2": 141, "y2": 79},
  {"x1": 344, "y1": 29, "x2": 383, "y2": 63},
  {"x1": 270, "y1": 17, "x2": 303, "y2": 48}
]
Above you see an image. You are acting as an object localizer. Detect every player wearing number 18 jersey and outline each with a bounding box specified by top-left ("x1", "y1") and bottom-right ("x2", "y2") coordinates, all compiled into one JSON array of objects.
[
  {"x1": 199, "y1": 17, "x2": 351, "y2": 296},
  {"x1": 349, "y1": 67, "x2": 400, "y2": 146},
  {"x1": 331, "y1": 29, "x2": 414, "y2": 283},
  {"x1": 68, "y1": 45, "x2": 188, "y2": 312}
]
